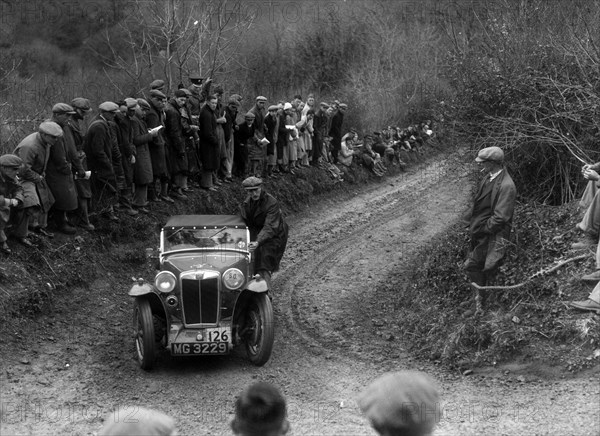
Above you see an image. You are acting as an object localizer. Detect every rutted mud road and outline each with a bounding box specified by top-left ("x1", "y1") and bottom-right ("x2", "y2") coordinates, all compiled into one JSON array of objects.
[{"x1": 1, "y1": 155, "x2": 598, "y2": 435}]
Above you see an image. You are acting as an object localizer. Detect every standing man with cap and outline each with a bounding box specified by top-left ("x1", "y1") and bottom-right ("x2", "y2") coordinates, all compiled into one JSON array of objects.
[
  {"x1": 358, "y1": 371, "x2": 440, "y2": 436},
  {"x1": 47, "y1": 103, "x2": 82, "y2": 234},
  {"x1": 130, "y1": 98, "x2": 158, "y2": 212},
  {"x1": 312, "y1": 101, "x2": 329, "y2": 166},
  {"x1": 264, "y1": 105, "x2": 279, "y2": 178},
  {"x1": 187, "y1": 73, "x2": 212, "y2": 124},
  {"x1": 146, "y1": 89, "x2": 173, "y2": 203},
  {"x1": 84, "y1": 102, "x2": 122, "y2": 221},
  {"x1": 249, "y1": 96, "x2": 268, "y2": 136},
  {"x1": 231, "y1": 382, "x2": 290, "y2": 436},
  {"x1": 463, "y1": 146, "x2": 516, "y2": 297},
  {"x1": 165, "y1": 89, "x2": 192, "y2": 200},
  {"x1": 68, "y1": 97, "x2": 95, "y2": 230},
  {"x1": 198, "y1": 94, "x2": 220, "y2": 191},
  {"x1": 113, "y1": 98, "x2": 139, "y2": 216},
  {"x1": 0, "y1": 154, "x2": 25, "y2": 254},
  {"x1": 329, "y1": 102, "x2": 346, "y2": 164},
  {"x1": 13, "y1": 121, "x2": 63, "y2": 243},
  {"x1": 240, "y1": 176, "x2": 288, "y2": 288}
]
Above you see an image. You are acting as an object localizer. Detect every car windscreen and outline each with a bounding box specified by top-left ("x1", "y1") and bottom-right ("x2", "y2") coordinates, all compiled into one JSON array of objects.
[{"x1": 163, "y1": 227, "x2": 248, "y2": 252}]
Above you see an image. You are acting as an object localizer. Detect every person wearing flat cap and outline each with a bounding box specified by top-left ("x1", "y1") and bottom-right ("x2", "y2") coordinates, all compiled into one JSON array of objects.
[
  {"x1": 98, "y1": 406, "x2": 177, "y2": 436},
  {"x1": 312, "y1": 102, "x2": 330, "y2": 166},
  {"x1": 328, "y1": 102, "x2": 346, "y2": 164},
  {"x1": 0, "y1": 154, "x2": 25, "y2": 254},
  {"x1": 231, "y1": 382, "x2": 290, "y2": 436},
  {"x1": 264, "y1": 105, "x2": 280, "y2": 177},
  {"x1": 358, "y1": 371, "x2": 440, "y2": 436},
  {"x1": 164, "y1": 89, "x2": 193, "y2": 200},
  {"x1": 67, "y1": 97, "x2": 95, "y2": 231},
  {"x1": 12, "y1": 121, "x2": 64, "y2": 245},
  {"x1": 188, "y1": 74, "x2": 212, "y2": 124},
  {"x1": 47, "y1": 103, "x2": 84, "y2": 234},
  {"x1": 462, "y1": 146, "x2": 516, "y2": 303},
  {"x1": 83, "y1": 102, "x2": 123, "y2": 222},
  {"x1": 239, "y1": 176, "x2": 288, "y2": 287},
  {"x1": 150, "y1": 79, "x2": 165, "y2": 91}
]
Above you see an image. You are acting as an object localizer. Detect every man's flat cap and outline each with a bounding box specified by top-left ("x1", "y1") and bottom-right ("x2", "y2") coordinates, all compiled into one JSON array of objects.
[
  {"x1": 137, "y1": 98, "x2": 151, "y2": 110},
  {"x1": 320, "y1": 102, "x2": 330, "y2": 108},
  {"x1": 149, "y1": 89, "x2": 167, "y2": 99},
  {"x1": 230, "y1": 93, "x2": 243, "y2": 102},
  {"x1": 358, "y1": 371, "x2": 439, "y2": 435},
  {"x1": 52, "y1": 103, "x2": 76, "y2": 114},
  {"x1": 242, "y1": 176, "x2": 263, "y2": 189},
  {"x1": 267, "y1": 105, "x2": 279, "y2": 111},
  {"x1": 244, "y1": 112, "x2": 256, "y2": 120},
  {"x1": 227, "y1": 97, "x2": 241, "y2": 107},
  {"x1": 179, "y1": 88, "x2": 192, "y2": 96},
  {"x1": 39, "y1": 121, "x2": 63, "y2": 137},
  {"x1": 0, "y1": 154, "x2": 23, "y2": 168},
  {"x1": 124, "y1": 98, "x2": 138, "y2": 109},
  {"x1": 98, "y1": 101, "x2": 119, "y2": 113},
  {"x1": 283, "y1": 102, "x2": 293, "y2": 111},
  {"x1": 256, "y1": 96, "x2": 267, "y2": 102},
  {"x1": 174, "y1": 89, "x2": 188, "y2": 98},
  {"x1": 475, "y1": 146, "x2": 504, "y2": 163},
  {"x1": 339, "y1": 103, "x2": 348, "y2": 109},
  {"x1": 71, "y1": 97, "x2": 92, "y2": 112},
  {"x1": 150, "y1": 79, "x2": 165, "y2": 90}
]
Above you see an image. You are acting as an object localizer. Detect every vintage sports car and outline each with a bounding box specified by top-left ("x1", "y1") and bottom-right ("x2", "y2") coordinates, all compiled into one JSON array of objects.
[{"x1": 128, "y1": 215, "x2": 274, "y2": 370}]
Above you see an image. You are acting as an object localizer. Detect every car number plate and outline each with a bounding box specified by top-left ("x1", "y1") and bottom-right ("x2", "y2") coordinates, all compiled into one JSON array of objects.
[
  {"x1": 171, "y1": 342, "x2": 228, "y2": 355},
  {"x1": 205, "y1": 327, "x2": 231, "y2": 343}
]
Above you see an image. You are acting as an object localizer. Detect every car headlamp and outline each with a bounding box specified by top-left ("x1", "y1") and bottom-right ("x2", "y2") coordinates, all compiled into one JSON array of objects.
[
  {"x1": 223, "y1": 268, "x2": 244, "y2": 290},
  {"x1": 155, "y1": 271, "x2": 177, "y2": 293}
]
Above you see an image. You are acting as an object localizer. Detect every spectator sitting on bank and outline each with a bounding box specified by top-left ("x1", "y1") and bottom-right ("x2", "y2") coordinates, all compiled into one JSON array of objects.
[
  {"x1": 0, "y1": 154, "x2": 25, "y2": 255},
  {"x1": 231, "y1": 382, "x2": 290, "y2": 436},
  {"x1": 338, "y1": 132, "x2": 355, "y2": 167},
  {"x1": 359, "y1": 135, "x2": 386, "y2": 177},
  {"x1": 98, "y1": 406, "x2": 177, "y2": 436},
  {"x1": 372, "y1": 131, "x2": 399, "y2": 168},
  {"x1": 358, "y1": 371, "x2": 440, "y2": 436}
]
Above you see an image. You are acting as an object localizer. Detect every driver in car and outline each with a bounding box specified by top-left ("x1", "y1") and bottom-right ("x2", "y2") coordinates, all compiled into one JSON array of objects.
[{"x1": 239, "y1": 176, "x2": 288, "y2": 288}]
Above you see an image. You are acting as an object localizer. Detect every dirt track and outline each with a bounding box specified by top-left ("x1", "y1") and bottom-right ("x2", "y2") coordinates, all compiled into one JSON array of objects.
[{"x1": 1, "y1": 156, "x2": 599, "y2": 435}]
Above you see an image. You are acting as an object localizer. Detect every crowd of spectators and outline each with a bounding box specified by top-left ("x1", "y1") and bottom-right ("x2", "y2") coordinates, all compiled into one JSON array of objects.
[
  {"x1": 0, "y1": 74, "x2": 437, "y2": 254},
  {"x1": 97, "y1": 372, "x2": 440, "y2": 436}
]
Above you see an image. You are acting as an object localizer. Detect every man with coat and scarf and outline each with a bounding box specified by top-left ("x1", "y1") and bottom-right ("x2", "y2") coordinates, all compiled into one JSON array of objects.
[
  {"x1": 198, "y1": 94, "x2": 220, "y2": 191},
  {"x1": 463, "y1": 146, "x2": 516, "y2": 306},
  {"x1": 239, "y1": 176, "x2": 288, "y2": 290}
]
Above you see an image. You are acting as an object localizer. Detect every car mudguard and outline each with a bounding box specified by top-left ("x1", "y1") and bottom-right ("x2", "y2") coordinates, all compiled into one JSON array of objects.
[
  {"x1": 128, "y1": 282, "x2": 155, "y2": 297},
  {"x1": 246, "y1": 277, "x2": 269, "y2": 293}
]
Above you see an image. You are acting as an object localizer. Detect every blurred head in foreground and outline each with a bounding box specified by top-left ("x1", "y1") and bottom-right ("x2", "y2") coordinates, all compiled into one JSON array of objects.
[
  {"x1": 231, "y1": 382, "x2": 289, "y2": 436},
  {"x1": 98, "y1": 406, "x2": 177, "y2": 436},
  {"x1": 358, "y1": 371, "x2": 439, "y2": 436}
]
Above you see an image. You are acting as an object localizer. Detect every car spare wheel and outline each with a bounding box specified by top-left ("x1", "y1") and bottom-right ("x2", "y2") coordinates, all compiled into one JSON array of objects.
[
  {"x1": 244, "y1": 293, "x2": 274, "y2": 366},
  {"x1": 133, "y1": 298, "x2": 156, "y2": 370}
]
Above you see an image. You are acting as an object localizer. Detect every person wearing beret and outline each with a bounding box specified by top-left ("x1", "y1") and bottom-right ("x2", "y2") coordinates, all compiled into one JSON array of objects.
[
  {"x1": 83, "y1": 102, "x2": 123, "y2": 222},
  {"x1": 358, "y1": 371, "x2": 440, "y2": 436},
  {"x1": 12, "y1": 121, "x2": 63, "y2": 245},
  {"x1": 0, "y1": 154, "x2": 25, "y2": 254},
  {"x1": 198, "y1": 94, "x2": 220, "y2": 191},
  {"x1": 462, "y1": 146, "x2": 516, "y2": 301},
  {"x1": 98, "y1": 406, "x2": 177, "y2": 436},
  {"x1": 67, "y1": 97, "x2": 95, "y2": 231},
  {"x1": 165, "y1": 89, "x2": 192, "y2": 200},
  {"x1": 147, "y1": 90, "x2": 173, "y2": 203},
  {"x1": 47, "y1": 103, "x2": 81, "y2": 234},
  {"x1": 231, "y1": 382, "x2": 290, "y2": 436},
  {"x1": 239, "y1": 176, "x2": 288, "y2": 287}
]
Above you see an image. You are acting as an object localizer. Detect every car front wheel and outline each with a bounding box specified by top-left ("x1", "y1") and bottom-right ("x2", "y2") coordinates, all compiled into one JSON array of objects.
[
  {"x1": 244, "y1": 293, "x2": 274, "y2": 366},
  {"x1": 133, "y1": 298, "x2": 156, "y2": 370}
]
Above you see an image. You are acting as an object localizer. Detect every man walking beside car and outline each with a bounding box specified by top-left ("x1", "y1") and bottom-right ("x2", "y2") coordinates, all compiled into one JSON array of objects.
[
  {"x1": 239, "y1": 176, "x2": 288, "y2": 289},
  {"x1": 463, "y1": 146, "x2": 516, "y2": 295}
]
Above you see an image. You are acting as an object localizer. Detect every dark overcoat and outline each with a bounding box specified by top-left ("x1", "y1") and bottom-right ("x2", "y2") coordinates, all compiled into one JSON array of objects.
[
  {"x1": 45, "y1": 123, "x2": 78, "y2": 211},
  {"x1": 84, "y1": 117, "x2": 118, "y2": 194},
  {"x1": 14, "y1": 132, "x2": 55, "y2": 211},
  {"x1": 164, "y1": 99, "x2": 189, "y2": 175},
  {"x1": 131, "y1": 115, "x2": 154, "y2": 185},
  {"x1": 240, "y1": 190, "x2": 288, "y2": 273},
  {"x1": 198, "y1": 104, "x2": 219, "y2": 171},
  {"x1": 66, "y1": 119, "x2": 92, "y2": 199},
  {"x1": 146, "y1": 101, "x2": 169, "y2": 178}
]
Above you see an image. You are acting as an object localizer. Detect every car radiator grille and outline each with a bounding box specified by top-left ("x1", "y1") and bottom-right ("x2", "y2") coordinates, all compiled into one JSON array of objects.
[{"x1": 181, "y1": 275, "x2": 220, "y2": 325}]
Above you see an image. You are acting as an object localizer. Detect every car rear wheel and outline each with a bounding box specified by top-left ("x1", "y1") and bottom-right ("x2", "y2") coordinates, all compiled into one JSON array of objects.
[
  {"x1": 133, "y1": 298, "x2": 156, "y2": 370},
  {"x1": 244, "y1": 293, "x2": 274, "y2": 366}
]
